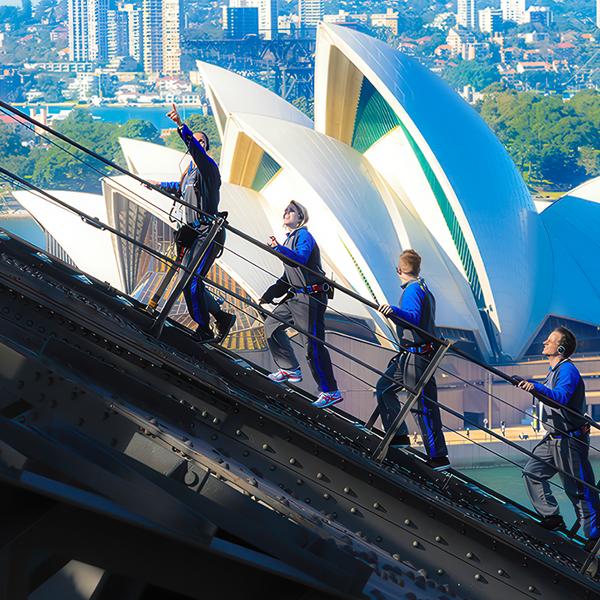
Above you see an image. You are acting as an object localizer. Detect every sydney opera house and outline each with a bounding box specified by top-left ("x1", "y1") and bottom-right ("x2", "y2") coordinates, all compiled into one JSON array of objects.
[{"x1": 10, "y1": 24, "x2": 600, "y2": 429}]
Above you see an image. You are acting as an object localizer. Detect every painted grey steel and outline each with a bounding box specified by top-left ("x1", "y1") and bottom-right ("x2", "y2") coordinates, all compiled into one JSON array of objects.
[
  {"x1": 1, "y1": 230, "x2": 600, "y2": 600},
  {"x1": 372, "y1": 341, "x2": 451, "y2": 462},
  {"x1": 149, "y1": 217, "x2": 225, "y2": 338}
]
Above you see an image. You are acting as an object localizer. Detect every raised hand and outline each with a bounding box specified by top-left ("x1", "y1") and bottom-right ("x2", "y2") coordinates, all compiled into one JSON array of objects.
[{"x1": 166, "y1": 103, "x2": 182, "y2": 127}]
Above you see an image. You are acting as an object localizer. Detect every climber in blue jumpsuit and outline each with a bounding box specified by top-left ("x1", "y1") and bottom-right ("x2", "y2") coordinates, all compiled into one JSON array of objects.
[
  {"x1": 376, "y1": 249, "x2": 450, "y2": 471},
  {"x1": 154, "y1": 104, "x2": 235, "y2": 342},
  {"x1": 519, "y1": 327, "x2": 600, "y2": 549}
]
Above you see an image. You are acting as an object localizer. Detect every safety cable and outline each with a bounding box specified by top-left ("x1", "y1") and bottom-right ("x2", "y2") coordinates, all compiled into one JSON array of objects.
[
  {"x1": 0, "y1": 166, "x2": 440, "y2": 403},
  {"x1": 201, "y1": 266, "x2": 600, "y2": 500},
  {"x1": 4, "y1": 167, "x2": 600, "y2": 505},
  {"x1": 210, "y1": 294, "x2": 579, "y2": 505},
  {"x1": 0, "y1": 170, "x2": 182, "y2": 276},
  {"x1": 214, "y1": 233, "x2": 600, "y2": 449},
  {"x1": 437, "y1": 362, "x2": 600, "y2": 456},
  {"x1": 440, "y1": 424, "x2": 576, "y2": 507},
  {"x1": 0, "y1": 107, "x2": 188, "y2": 229},
  {"x1": 2, "y1": 99, "x2": 599, "y2": 434}
]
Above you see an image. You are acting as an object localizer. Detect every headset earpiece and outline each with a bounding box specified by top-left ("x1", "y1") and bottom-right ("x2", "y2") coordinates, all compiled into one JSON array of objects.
[{"x1": 558, "y1": 344, "x2": 566, "y2": 355}]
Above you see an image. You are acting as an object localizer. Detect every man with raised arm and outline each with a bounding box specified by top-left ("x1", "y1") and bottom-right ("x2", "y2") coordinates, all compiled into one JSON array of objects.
[
  {"x1": 376, "y1": 249, "x2": 450, "y2": 471},
  {"x1": 518, "y1": 327, "x2": 600, "y2": 549},
  {"x1": 152, "y1": 104, "x2": 235, "y2": 343}
]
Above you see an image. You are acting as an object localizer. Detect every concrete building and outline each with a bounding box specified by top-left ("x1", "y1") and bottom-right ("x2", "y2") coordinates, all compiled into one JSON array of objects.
[
  {"x1": 14, "y1": 24, "x2": 600, "y2": 428},
  {"x1": 457, "y1": 0, "x2": 476, "y2": 30},
  {"x1": 227, "y1": 0, "x2": 278, "y2": 39},
  {"x1": 223, "y1": 6, "x2": 259, "y2": 38},
  {"x1": 107, "y1": 8, "x2": 129, "y2": 59},
  {"x1": 67, "y1": 0, "x2": 109, "y2": 62},
  {"x1": 370, "y1": 8, "x2": 400, "y2": 36},
  {"x1": 299, "y1": 0, "x2": 323, "y2": 29},
  {"x1": 162, "y1": 0, "x2": 182, "y2": 74},
  {"x1": 142, "y1": 0, "x2": 162, "y2": 74},
  {"x1": 523, "y1": 6, "x2": 553, "y2": 27},
  {"x1": 119, "y1": 2, "x2": 144, "y2": 63},
  {"x1": 501, "y1": 0, "x2": 526, "y2": 24},
  {"x1": 478, "y1": 7, "x2": 503, "y2": 34},
  {"x1": 141, "y1": 0, "x2": 180, "y2": 75}
]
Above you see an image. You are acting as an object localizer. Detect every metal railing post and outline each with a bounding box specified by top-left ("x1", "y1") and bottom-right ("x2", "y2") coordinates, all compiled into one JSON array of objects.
[
  {"x1": 149, "y1": 217, "x2": 225, "y2": 339},
  {"x1": 146, "y1": 244, "x2": 187, "y2": 313},
  {"x1": 372, "y1": 340, "x2": 452, "y2": 463}
]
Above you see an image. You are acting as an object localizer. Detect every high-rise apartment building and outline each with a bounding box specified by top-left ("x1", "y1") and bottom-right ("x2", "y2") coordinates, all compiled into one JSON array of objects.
[
  {"x1": 298, "y1": 0, "x2": 323, "y2": 28},
  {"x1": 119, "y1": 2, "x2": 144, "y2": 63},
  {"x1": 223, "y1": 6, "x2": 259, "y2": 38},
  {"x1": 227, "y1": 0, "x2": 278, "y2": 39},
  {"x1": 143, "y1": 0, "x2": 162, "y2": 74},
  {"x1": 478, "y1": 7, "x2": 503, "y2": 34},
  {"x1": 162, "y1": 0, "x2": 182, "y2": 74},
  {"x1": 457, "y1": 0, "x2": 476, "y2": 30},
  {"x1": 68, "y1": 0, "x2": 108, "y2": 62},
  {"x1": 142, "y1": 0, "x2": 181, "y2": 75},
  {"x1": 107, "y1": 8, "x2": 129, "y2": 59},
  {"x1": 501, "y1": 0, "x2": 526, "y2": 24}
]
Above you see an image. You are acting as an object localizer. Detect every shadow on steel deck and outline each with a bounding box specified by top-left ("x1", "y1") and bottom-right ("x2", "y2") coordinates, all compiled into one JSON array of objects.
[{"x1": 0, "y1": 229, "x2": 598, "y2": 600}]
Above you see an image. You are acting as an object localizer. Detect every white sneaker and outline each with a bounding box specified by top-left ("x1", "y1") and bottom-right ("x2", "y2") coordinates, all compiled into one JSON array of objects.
[
  {"x1": 312, "y1": 390, "x2": 344, "y2": 409},
  {"x1": 268, "y1": 368, "x2": 302, "y2": 384}
]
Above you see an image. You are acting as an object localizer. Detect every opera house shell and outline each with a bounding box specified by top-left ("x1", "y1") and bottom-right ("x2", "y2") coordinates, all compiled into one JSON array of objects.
[{"x1": 13, "y1": 23, "x2": 600, "y2": 367}]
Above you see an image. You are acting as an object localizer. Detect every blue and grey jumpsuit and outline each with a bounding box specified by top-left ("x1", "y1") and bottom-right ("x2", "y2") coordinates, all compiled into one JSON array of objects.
[
  {"x1": 159, "y1": 124, "x2": 223, "y2": 335},
  {"x1": 523, "y1": 359, "x2": 600, "y2": 539},
  {"x1": 262, "y1": 226, "x2": 338, "y2": 393},
  {"x1": 375, "y1": 278, "x2": 448, "y2": 459}
]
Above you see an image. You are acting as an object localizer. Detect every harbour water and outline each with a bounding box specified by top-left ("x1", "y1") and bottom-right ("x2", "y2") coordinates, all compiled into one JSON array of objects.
[{"x1": 31, "y1": 104, "x2": 205, "y2": 130}]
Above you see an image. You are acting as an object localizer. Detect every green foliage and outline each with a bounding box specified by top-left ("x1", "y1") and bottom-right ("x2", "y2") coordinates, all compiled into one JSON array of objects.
[
  {"x1": 478, "y1": 89, "x2": 600, "y2": 189},
  {"x1": 164, "y1": 113, "x2": 221, "y2": 163},
  {"x1": 119, "y1": 120, "x2": 163, "y2": 145},
  {"x1": 0, "y1": 110, "x2": 169, "y2": 192},
  {"x1": 443, "y1": 60, "x2": 502, "y2": 92}
]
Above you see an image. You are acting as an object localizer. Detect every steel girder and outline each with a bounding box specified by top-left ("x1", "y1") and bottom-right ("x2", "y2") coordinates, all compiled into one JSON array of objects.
[{"x1": 0, "y1": 229, "x2": 599, "y2": 600}]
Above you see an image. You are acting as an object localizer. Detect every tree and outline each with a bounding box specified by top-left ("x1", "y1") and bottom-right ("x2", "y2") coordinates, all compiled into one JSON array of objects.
[
  {"x1": 443, "y1": 60, "x2": 501, "y2": 92},
  {"x1": 119, "y1": 120, "x2": 163, "y2": 146}
]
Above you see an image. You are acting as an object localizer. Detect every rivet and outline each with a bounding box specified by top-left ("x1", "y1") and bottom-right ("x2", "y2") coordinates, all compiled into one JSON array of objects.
[
  {"x1": 305, "y1": 498, "x2": 311, "y2": 504},
  {"x1": 528, "y1": 586, "x2": 535, "y2": 592},
  {"x1": 343, "y1": 486, "x2": 351, "y2": 494},
  {"x1": 373, "y1": 502, "x2": 380, "y2": 509},
  {"x1": 316, "y1": 472, "x2": 324, "y2": 479},
  {"x1": 212, "y1": 417, "x2": 220, "y2": 425},
  {"x1": 404, "y1": 518, "x2": 412, "y2": 526},
  {"x1": 466, "y1": 552, "x2": 474, "y2": 559},
  {"x1": 474, "y1": 574, "x2": 482, "y2": 581},
  {"x1": 435, "y1": 536, "x2": 443, "y2": 543},
  {"x1": 323, "y1": 493, "x2": 330, "y2": 499},
  {"x1": 437, "y1": 569, "x2": 444, "y2": 576},
  {"x1": 412, "y1": 540, "x2": 419, "y2": 548},
  {"x1": 296, "y1": 479, "x2": 303, "y2": 485},
  {"x1": 202, "y1": 410, "x2": 208, "y2": 418},
  {"x1": 262, "y1": 443, "x2": 270, "y2": 450},
  {"x1": 376, "y1": 536, "x2": 382, "y2": 542},
  {"x1": 497, "y1": 569, "x2": 505, "y2": 576},
  {"x1": 350, "y1": 507, "x2": 358, "y2": 514},
  {"x1": 269, "y1": 465, "x2": 276, "y2": 471},
  {"x1": 392, "y1": 553, "x2": 401, "y2": 561},
  {"x1": 289, "y1": 457, "x2": 296, "y2": 465}
]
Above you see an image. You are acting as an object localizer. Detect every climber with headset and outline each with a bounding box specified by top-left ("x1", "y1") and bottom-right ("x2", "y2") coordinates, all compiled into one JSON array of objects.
[
  {"x1": 518, "y1": 327, "x2": 600, "y2": 550},
  {"x1": 375, "y1": 249, "x2": 450, "y2": 471},
  {"x1": 148, "y1": 104, "x2": 235, "y2": 343}
]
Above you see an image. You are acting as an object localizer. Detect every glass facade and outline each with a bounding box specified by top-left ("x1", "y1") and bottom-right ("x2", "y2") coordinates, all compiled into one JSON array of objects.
[{"x1": 251, "y1": 151, "x2": 281, "y2": 192}]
